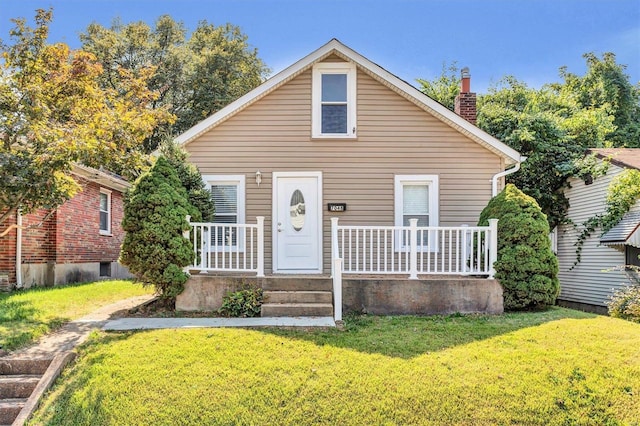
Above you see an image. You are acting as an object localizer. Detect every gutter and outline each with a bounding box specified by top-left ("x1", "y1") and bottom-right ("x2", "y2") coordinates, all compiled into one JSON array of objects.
[
  {"x1": 491, "y1": 156, "x2": 527, "y2": 197},
  {"x1": 16, "y1": 210, "x2": 23, "y2": 289}
]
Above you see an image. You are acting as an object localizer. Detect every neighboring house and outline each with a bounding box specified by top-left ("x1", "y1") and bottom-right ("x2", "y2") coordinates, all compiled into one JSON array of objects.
[
  {"x1": 175, "y1": 39, "x2": 523, "y2": 317},
  {"x1": 557, "y1": 148, "x2": 640, "y2": 313},
  {"x1": 0, "y1": 165, "x2": 131, "y2": 290}
]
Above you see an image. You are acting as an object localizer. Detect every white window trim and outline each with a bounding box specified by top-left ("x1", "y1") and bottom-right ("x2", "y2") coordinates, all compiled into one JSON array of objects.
[
  {"x1": 202, "y1": 175, "x2": 246, "y2": 251},
  {"x1": 394, "y1": 175, "x2": 439, "y2": 252},
  {"x1": 99, "y1": 188, "x2": 112, "y2": 236},
  {"x1": 312, "y1": 62, "x2": 357, "y2": 139}
]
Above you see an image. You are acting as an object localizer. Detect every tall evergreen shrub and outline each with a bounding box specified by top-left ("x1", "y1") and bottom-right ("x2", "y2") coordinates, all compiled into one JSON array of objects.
[
  {"x1": 120, "y1": 157, "x2": 195, "y2": 298},
  {"x1": 160, "y1": 140, "x2": 214, "y2": 222},
  {"x1": 479, "y1": 184, "x2": 560, "y2": 310}
]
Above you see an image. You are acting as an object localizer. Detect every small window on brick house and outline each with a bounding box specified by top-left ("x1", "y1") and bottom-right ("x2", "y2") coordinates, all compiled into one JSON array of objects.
[
  {"x1": 99, "y1": 262, "x2": 111, "y2": 277},
  {"x1": 99, "y1": 189, "x2": 112, "y2": 235}
]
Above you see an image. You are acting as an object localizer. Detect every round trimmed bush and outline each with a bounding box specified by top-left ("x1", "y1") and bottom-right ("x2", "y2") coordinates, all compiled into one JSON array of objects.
[
  {"x1": 120, "y1": 156, "x2": 195, "y2": 299},
  {"x1": 479, "y1": 183, "x2": 560, "y2": 310}
]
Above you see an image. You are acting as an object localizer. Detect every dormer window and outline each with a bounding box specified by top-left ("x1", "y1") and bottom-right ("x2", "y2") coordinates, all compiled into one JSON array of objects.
[{"x1": 312, "y1": 62, "x2": 356, "y2": 138}]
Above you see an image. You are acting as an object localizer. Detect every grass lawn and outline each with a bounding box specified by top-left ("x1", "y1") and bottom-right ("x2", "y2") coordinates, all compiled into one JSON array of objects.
[
  {"x1": 31, "y1": 308, "x2": 639, "y2": 425},
  {"x1": 0, "y1": 280, "x2": 152, "y2": 351}
]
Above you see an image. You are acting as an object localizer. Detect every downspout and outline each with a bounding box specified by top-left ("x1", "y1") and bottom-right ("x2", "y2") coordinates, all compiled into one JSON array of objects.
[
  {"x1": 491, "y1": 156, "x2": 527, "y2": 197},
  {"x1": 16, "y1": 210, "x2": 23, "y2": 289}
]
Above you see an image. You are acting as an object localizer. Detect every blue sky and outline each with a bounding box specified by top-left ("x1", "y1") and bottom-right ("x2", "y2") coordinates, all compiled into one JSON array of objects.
[{"x1": 1, "y1": 0, "x2": 638, "y2": 93}]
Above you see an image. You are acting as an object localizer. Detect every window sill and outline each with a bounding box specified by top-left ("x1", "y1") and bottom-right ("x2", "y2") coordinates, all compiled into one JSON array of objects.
[
  {"x1": 311, "y1": 134, "x2": 358, "y2": 141},
  {"x1": 99, "y1": 231, "x2": 112, "y2": 237}
]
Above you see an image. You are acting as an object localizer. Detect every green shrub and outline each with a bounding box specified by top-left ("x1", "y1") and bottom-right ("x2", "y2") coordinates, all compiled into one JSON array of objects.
[
  {"x1": 607, "y1": 267, "x2": 640, "y2": 322},
  {"x1": 160, "y1": 140, "x2": 215, "y2": 222},
  {"x1": 120, "y1": 157, "x2": 195, "y2": 299},
  {"x1": 608, "y1": 285, "x2": 640, "y2": 322},
  {"x1": 218, "y1": 287, "x2": 263, "y2": 318},
  {"x1": 479, "y1": 184, "x2": 560, "y2": 310}
]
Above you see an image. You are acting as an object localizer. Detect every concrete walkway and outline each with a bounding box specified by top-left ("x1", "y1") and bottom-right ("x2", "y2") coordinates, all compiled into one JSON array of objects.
[
  {"x1": 4, "y1": 295, "x2": 155, "y2": 358},
  {"x1": 104, "y1": 316, "x2": 336, "y2": 330},
  {"x1": 4, "y1": 295, "x2": 336, "y2": 359}
]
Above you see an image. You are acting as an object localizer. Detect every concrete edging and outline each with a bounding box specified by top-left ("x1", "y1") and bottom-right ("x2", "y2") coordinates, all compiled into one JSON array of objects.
[{"x1": 11, "y1": 351, "x2": 76, "y2": 426}]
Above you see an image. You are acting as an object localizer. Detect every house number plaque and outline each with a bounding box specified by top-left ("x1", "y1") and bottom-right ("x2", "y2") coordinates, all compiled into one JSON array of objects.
[{"x1": 328, "y1": 203, "x2": 347, "y2": 212}]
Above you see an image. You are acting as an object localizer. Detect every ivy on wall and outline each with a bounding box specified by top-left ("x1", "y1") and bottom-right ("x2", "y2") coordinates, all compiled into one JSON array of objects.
[{"x1": 573, "y1": 168, "x2": 640, "y2": 266}]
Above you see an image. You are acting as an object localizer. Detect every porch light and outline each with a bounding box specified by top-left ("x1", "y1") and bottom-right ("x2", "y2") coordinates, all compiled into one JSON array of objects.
[{"x1": 255, "y1": 170, "x2": 262, "y2": 187}]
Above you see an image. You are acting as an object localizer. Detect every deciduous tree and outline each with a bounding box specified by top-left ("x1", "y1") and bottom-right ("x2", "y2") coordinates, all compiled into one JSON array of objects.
[
  {"x1": 417, "y1": 53, "x2": 636, "y2": 229},
  {"x1": 80, "y1": 15, "x2": 269, "y2": 150},
  {"x1": 0, "y1": 9, "x2": 171, "y2": 226}
]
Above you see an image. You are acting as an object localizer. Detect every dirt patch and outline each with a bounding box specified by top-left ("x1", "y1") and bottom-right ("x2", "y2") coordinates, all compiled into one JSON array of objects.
[{"x1": 110, "y1": 297, "x2": 222, "y2": 319}]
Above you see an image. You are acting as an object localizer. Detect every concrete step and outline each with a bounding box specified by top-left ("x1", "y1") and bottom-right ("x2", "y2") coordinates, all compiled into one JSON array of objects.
[
  {"x1": 261, "y1": 303, "x2": 334, "y2": 317},
  {"x1": 264, "y1": 290, "x2": 333, "y2": 304},
  {"x1": 0, "y1": 358, "x2": 51, "y2": 375},
  {"x1": 0, "y1": 375, "x2": 40, "y2": 399},
  {"x1": 0, "y1": 398, "x2": 27, "y2": 425},
  {"x1": 262, "y1": 277, "x2": 332, "y2": 292}
]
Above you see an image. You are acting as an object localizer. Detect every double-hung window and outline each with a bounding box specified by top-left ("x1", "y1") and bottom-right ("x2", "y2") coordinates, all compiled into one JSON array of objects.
[
  {"x1": 312, "y1": 62, "x2": 357, "y2": 138},
  {"x1": 203, "y1": 175, "x2": 245, "y2": 250},
  {"x1": 394, "y1": 175, "x2": 439, "y2": 251},
  {"x1": 99, "y1": 189, "x2": 111, "y2": 235}
]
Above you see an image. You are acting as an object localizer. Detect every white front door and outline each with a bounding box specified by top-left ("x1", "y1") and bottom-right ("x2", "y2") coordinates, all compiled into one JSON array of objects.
[{"x1": 273, "y1": 172, "x2": 322, "y2": 273}]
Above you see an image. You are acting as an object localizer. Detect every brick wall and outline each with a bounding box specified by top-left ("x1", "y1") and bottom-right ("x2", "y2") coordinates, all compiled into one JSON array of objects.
[
  {"x1": 454, "y1": 92, "x2": 477, "y2": 125},
  {"x1": 0, "y1": 178, "x2": 126, "y2": 287},
  {"x1": 0, "y1": 211, "x2": 18, "y2": 284},
  {"x1": 55, "y1": 177, "x2": 125, "y2": 263},
  {"x1": 22, "y1": 209, "x2": 57, "y2": 263}
]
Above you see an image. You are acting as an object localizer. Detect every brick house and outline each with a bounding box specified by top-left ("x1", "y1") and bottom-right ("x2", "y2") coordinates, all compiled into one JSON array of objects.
[{"x1": 0, "y1": 165, "x2": 131, "y2": 290}]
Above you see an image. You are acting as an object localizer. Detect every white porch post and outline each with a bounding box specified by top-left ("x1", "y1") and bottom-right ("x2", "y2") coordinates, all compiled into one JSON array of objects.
[
  {"x1": 333, "y1": 257, "x2": 343, "y2": 322},
  {"x1": 488, "y1": 218, "x2": 499, "y2": 279},
  {"x1": 183, "y1": 215, "x2": 192, "y2": 272},
  {"x1": 331, "y1": 217, "x2": 339, "y2": 277},
  {"x1": 256, "y1": 216, "x2": 265, "y2": 277},
  {"x1": 460, "y1": 224, "x2": 469, "y2": 274},
  {"x1": 409, "y1": 218, "x2": 418, "y2": 279}
]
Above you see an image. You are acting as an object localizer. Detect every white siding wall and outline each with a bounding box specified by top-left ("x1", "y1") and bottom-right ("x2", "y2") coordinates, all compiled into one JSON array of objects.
[{"x1": 557, "y1": 164, "x2": 634, "y2": 307}]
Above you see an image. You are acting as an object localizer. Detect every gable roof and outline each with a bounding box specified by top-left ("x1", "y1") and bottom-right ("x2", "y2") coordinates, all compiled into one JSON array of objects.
[
  {"x1": 601, "y1": 210, "x2": 640, "y2": 248},
  {"x1": 175, "y1": 39, "x2": 522, "y2": 165},
  {"x1": 72, "y1": 164, "x2": 130, "y2": 192},
  {"x1": 589, "y1": 148, "x2": 640, "y2": 170}
]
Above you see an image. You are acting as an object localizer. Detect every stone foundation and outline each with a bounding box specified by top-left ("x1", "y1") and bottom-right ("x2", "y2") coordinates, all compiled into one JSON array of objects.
[
  {"x1": 343, "y1": 277, "x2": 503, "y2": 315},
  {"x1": 177, "y1": 274, "x2": 504, "y2": 315}
]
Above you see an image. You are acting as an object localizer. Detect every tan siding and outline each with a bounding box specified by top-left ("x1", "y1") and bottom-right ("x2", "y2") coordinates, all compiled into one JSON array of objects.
[
  {"x1": 187, "y1": 66, "x2": 504, "y2": 273},
  {"x1": 557, "y1": 164, "x2": 633, "y2": 307}
]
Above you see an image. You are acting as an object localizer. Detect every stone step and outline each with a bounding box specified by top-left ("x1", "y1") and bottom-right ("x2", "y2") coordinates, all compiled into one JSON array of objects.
[
  {"x1": 0, "y1": 375, "x2": 41, "y2": 399},
  {"x1": 262, "y1": 277, "x2": 332, "y2": 292},
  {"x1": 0, "y1": 398, "x2": 27, "y2": 425},
  {"x1": 264, "y1": 290, "x2": 333, "y2": 304},
  {"x1": 261, "y1": 303, "x2": 334, "y2": 317},
  {"x1": 0, "y1": 358, "x2": 51, "y2": 375}
]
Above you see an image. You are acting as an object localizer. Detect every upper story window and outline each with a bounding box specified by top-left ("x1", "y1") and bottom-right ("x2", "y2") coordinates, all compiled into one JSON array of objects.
[
  {"x1": 312, "y1": 62, "x2": 357, "y2": 138},
  {"x1": 99, "y1": 188, "x2": 112, "y2": 235}
]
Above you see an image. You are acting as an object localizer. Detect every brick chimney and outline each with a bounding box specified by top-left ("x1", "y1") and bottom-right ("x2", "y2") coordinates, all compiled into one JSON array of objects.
[{"x1": 454, "y1": 67, "x2": 477, "y2": 125}]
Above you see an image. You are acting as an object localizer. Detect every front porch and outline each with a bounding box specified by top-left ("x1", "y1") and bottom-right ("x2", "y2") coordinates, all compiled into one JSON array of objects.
[
  {"x1": 180, "y1": 217, "x2": 502, "y2": 319},
  {"x1": 176, "y1": 274, "x2": 503, "y2": 316}
]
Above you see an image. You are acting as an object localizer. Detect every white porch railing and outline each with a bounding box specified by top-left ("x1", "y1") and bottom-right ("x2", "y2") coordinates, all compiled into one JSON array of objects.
[
  {"x1": 187, "y1": 216, "x2": 264, "y2": 277},
  {"x1": 331, "y1": 218, "x2": 498, "y2": 279},
  {"x1": 184, "y1": 216, "x2": 498, "y2": 322}
]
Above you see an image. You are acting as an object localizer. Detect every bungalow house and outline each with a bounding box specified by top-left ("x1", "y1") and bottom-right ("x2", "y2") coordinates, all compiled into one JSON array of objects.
[
  {"x1": 556, "y1": 148, "x2": 640, "y2": 313},
  {"x1": 0, "y1": 165, "x2": 131, "y2": 290},
  {"x1": 175, "y1": 39, "x2": 524, "y2": 319}
]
